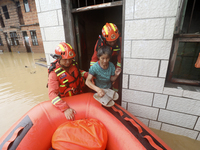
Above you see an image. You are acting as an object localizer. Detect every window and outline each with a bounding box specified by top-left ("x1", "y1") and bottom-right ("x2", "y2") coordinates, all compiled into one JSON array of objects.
[
  {"x1": 167, "y1": 0, "x2": 200, "y2": 85},
  {"x1": 16, "y1": 1, "x2": 24, "y2": 25},
  {"x1": 0, "y1": 10, "x2": 5, "y2": 27},
  {"x1": 2, "y1": 6, "x2": 9, "y2": 19},
  {"x1": 30, "y1": 30, "x2": 38, "y2": 46},
  {"x1": 0, "y1": 36, "x2": 3, "y2": 46},
  {"x1": 10, "y1": 32, "x2": 19, "y2": 46},
  {"x1": 23, "y1": 0, "x2": 30, "y2": 12}
]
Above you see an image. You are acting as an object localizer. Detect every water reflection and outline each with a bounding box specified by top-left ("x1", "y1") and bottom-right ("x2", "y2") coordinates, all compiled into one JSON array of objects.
[
  {"x1": 0, "y1": 52, "x2": 200, "y2": 150},
  {"x1": 0, "y1": 52, "x2": 48, "y2": 137}
]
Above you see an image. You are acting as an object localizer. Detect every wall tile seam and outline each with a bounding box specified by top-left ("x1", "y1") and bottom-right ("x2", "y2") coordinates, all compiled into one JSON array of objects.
[
  {"x1": 126, "y1": 101, "x2": 200, "y2": 119},
  {"x1": 56, "y1": 10, "x2": 63, "y2": 26},
  {"x1": 196, "y1": 132, "x2": 200, "y2": 140},
  {"x1": 160, "y1": 122, "x2": 200, "y2": 133},
  {"x1": 125, "y1": 58, "x2": 169, "y2": 61},
  {"x1": 182, "y1": 95, "x2": 200, "y2": 101},
  {"x1": 135, "y1": 116, "x2": 150, "y2": 122},
  {"x1": 125, "y1": 101, "x2": 128, "y2": 110},
  {"x1": 131, "y1": 39, "x2": 172, "y2": 41},
  {"x1": 125, "y1": 101, "x2": 159, "y2": 108},
  {"x1": 157, "y1": 60, "x2": 161, "y2": 77},
  {"x1": 125, "y1": 16, "x2": 176, "y2": 21},
  {"x1": 159, "y1": 108, "x2": 200, "y2": 118},
  {"x1": 151, "y1": 93, "x2": 155, "y2": 107},
  {"x1": 125, "y1": 38, "x2": 172, "y2": 41},
  {"x1": 37, "y1": 9, "x2": 58, "y2": 14},
  {"x1": 42, "y1": 40, "x2": 65, "y2": 42},
  {"x1": 37, "y1": 8, "x2": 62, "y2": 14},
  {"x1": 193, "y1": 116, "x2": 199, "y2": 130},
  {"x1": 41, "y1": 25, "x2": 64, "y2": 28},
  {"x1": 123, "y1": 56, "x2": 131, "y2": 59},
  {"x1": 168, "y1": 95, "x2": 200, "y2": 102},
  {"x1": 162, "y1": 90, "x2": 184, "y2": 97},
  {"x1": 122, "y1": 88, "x2": 156, "y2": 95},
  {"x1": 125, "y1": 88, "x2": 164, "y2": 95},
  {"x1": 127, "y1": 73, "x2": 156, "y2": 78},
  {"x1": 162, "y1": 18, "x2": 167, "y2": 39},
  {"x1": 129, "y1": 74, "x2": 165, "y2": 79},
  {"x1": 165, "y1": 95, "x2": 170, "y2": 109},
  {"x1": 127, "y1": 74, "x2": 130, "y2": 89}
]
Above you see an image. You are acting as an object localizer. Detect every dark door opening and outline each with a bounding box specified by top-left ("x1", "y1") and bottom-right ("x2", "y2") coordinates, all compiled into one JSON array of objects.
[
  {"x1": 3, "y1": 32, "x2": 11, "y2": 52},
  {"x1": 73, "y1": 6, "x2": 122, "y2": 71},
  {"x1": 22, "y1": 31, "x2": 32, "y2": 52}
]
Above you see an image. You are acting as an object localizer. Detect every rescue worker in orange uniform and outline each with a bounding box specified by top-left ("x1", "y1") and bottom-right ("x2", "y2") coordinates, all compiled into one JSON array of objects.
[
  {"x1": 90, "y1": 23, "x2": 121, "y2": 92},
  {"x1": 48, "y1": 42, "x2": 86, "y2": 120}
]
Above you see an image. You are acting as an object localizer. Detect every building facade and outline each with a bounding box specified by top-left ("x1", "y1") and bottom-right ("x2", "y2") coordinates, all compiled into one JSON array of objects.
[
  {"x1": 0, "y1": 0, "x2": 44, "y2": 53},
  {"x1": 35, "y1": 0, "x2": 200, "y2": 141}
]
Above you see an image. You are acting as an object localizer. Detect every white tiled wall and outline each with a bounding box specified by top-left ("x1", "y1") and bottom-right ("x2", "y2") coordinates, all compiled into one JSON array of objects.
[
  {"x1": 35, "y1": 0, "x2": 64, "y2": 66},
  {"x1": 35, "y1": 0, "x2": 200, "y2": 140},
  {"x1": 123, "y1": 0, "x2": 200, "y2": 140}
]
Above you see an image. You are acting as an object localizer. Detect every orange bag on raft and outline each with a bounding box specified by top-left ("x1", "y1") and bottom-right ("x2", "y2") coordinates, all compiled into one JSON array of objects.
[
  {"x1": 195, "y1": 53, "x2": 200, "y2": 68},
  {"x1": 52, "y1": 118, "x2": 108, "y2": 150}
]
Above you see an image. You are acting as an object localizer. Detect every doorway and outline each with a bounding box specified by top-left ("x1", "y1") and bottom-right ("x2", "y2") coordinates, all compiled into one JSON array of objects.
[
  {"x1": 72, "y1": 5, "x2": 122, "y2": 71},
  {"x1": 3, "y1": 32, "x2": 11, "y2": 52},
  {"x1": 22, "y1": 31, "x2": 32, "y2": 52}
]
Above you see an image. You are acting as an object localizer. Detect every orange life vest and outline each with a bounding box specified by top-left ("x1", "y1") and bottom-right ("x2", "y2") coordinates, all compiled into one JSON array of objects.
[{"x1": 52, "y1": 61, "x2": 84, "y2": 97}]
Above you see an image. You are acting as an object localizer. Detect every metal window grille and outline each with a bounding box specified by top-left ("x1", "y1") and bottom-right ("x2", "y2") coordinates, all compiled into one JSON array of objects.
[
  {"x1": 30, "y1": 30, "x2": 38, "y2": 46},
  {"x1": 72, "y1": 0, "x2": 122, "y2": 9},
  {"x1": 10, "y1": 32, "x2": 19, "y2": 46},
  {"x1": 168, "y1": 0, "x2": 200, "y2": 85}
]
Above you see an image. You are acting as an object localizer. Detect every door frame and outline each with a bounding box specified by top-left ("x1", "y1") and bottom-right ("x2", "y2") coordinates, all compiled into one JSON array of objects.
[{"x1": 61, "y1": 0, "x2": 125, "y2": 105}]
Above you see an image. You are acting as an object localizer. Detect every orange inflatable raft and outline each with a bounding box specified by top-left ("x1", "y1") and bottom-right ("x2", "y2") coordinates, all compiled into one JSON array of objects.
[{"x1": 0, "y1": 93, "x2": 171, "y2": 150}]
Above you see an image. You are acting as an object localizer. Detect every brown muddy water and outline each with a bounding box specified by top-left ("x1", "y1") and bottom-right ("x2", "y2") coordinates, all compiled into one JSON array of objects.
[{"x1": 0, "y1": 52, "x2": 200, "y2": 150}]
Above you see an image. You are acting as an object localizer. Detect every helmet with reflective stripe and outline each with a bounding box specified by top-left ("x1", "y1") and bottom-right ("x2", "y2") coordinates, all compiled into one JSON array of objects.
[
  {"x1": 102, "y1": 23, "x2": 119, "y2": 42},
  {"x1": 55, "y1": 42, "x2": 76, "y2": 59}
]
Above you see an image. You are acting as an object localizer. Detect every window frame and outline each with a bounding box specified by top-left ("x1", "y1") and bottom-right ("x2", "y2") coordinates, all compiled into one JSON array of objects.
[
  {"x1": 167, "y1": 0, "x2": 200, "y2": 86},
  {"x1": 23, "y1": 0, "x2": 31, "y2": 13},
  {"x1": 2, "y1": 5, "x2": 10, "y2": 19},
  {"x1": 10, "y1": 32, "x2": 19, "y2": 46},
  {"x1": 30, "y1": 30, "x2": 38, "y2": 46}
]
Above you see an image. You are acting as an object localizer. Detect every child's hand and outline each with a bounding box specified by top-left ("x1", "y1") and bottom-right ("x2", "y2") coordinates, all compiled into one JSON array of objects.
[
  {"x1": 97, "y1": 88, "x2": 105, "y2": 97},
  {"x1": 115, "y1": 68, "x2": 121, "y2": 76}
]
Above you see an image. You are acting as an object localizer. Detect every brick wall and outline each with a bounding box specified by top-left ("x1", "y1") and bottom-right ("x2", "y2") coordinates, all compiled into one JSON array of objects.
[{"x1": 0, "y1": 0, "x2": 44, "y2": 53}]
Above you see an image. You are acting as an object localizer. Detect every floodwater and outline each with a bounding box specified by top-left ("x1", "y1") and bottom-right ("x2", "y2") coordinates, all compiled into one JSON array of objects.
[
  {"x1": 1, "y1": 52, "x2": 200, "y2": 150},
  {"x1": 0, "y1": 52, "x2": 49, "y2": 138}
]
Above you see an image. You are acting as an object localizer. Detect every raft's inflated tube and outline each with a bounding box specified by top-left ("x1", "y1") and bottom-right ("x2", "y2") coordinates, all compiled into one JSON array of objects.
[{"x1": 0, "y1": 93, "x2": 172, "y2": 150}]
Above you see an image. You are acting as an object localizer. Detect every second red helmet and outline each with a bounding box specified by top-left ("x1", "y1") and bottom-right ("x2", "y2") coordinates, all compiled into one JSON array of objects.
[
  {"x1": 102, "y1": 23, "x2": 119, "y2": 42},
  {"x1": 55, "y1": 42, "x2": 76, "y2": 59}
]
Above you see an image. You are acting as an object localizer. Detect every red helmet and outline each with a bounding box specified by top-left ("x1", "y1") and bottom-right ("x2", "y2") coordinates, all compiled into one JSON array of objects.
[
  {"x1": 55, "y1": 42, "x2": 76, "y2": 59},
  {"x1": 102, "y1": 23, "x2": 119, "y2": 41}
]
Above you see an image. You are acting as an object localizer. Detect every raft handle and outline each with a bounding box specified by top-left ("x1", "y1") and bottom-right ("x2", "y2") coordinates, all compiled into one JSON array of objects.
[
  {"x1": 2, "y1": 126, "x2": 24, "y2": 150},
  {"x1": 0, "y1": 115, "x2": 33, "y2": 150}
]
